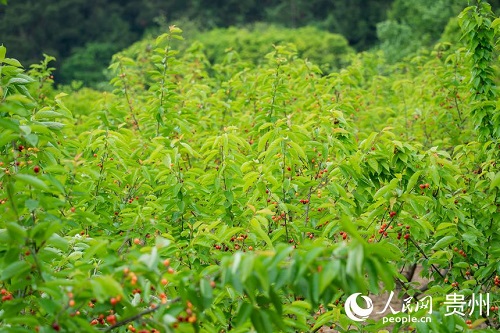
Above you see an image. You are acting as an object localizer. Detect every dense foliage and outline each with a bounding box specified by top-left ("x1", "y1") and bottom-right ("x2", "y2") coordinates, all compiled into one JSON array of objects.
[
  {"x1": 1, "y1": 2, "x2": 500, "y2": 333},
  {"x1": 376, "y1": 0, "x2": 467, "y2": 61},
  {"x1": 122, "y1": 24, "x2": 354, "y2": 77},
  {"x1": 0, "y1": 0, "x2": 464, "y2": 86}
]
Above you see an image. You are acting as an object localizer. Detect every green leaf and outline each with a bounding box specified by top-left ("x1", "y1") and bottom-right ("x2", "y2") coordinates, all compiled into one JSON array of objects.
[
  {"x1": 0, "y1": 118, "x2": 19, "y2": 131},
  {"x1": 415, "y1": 321, "x2": 430, "y2": 333},
  {"x1": 492, "y1": 17, "x2": 500, "y2": 29},
  {"x1": 250, "y1": 308, "x2": 273, "y2": 333},
  {"x1": 0, "y1": 44, "x2": 6, "y2": 61},
  {"x1": 30, "y1": 221, "x2": 62, "y2": 243},
  {"x1": 243, "y1": 171, "x2": 260, "y2": 192},
  {"x1": 2, "y1": 57, "x2": 22, "y2": 67},
  {"x1": 289, "y1": 300, "x2": 311, "y2": 310},
  {"x1": 365, "y1": 259, "x2": 380, "y2": 294},
  {"x1": 8, "y1": 76, "x2": 32, "y2": 85},
  {"x1": 368, "y1": 241, "x2": 403, "y2": 261},
  {"x1": 406, "y1": 170, "x2": 422, "y2": 192},
  {"x1": 14, "y1": 173, "x2": 50, "y2": 191},
  {"x1": 462, "y1": 232, "x2": 478, "y2": 247},
  {"x1": 340, "y1": 216, "x2": 365, "y2": 242},
  {"x1": 436, "y1": 222, "x2": 456, "y2": 231},
  {"x1": 24, "y1": 133, "x2": 38, "y2": 146},
  {"x1": 297, "y1": 246, "x2": 323, "y2": 278},
  {"x1": 409, "y1": 197, "x2": 426, "y2": 216},
  {"x1": 250, "y1": 217, "x2": 274, "y2": 250},
  {"x1": 367, "y1": 158, "x2": 379, "y2": 173},
  {"x1": 269, "y1": 287, "x2": 282, "y2": 314},
  {"x1": 0, "y1": 229, "x2": 9, "y2": 243},
  {"x1": 287, "y1": 140, "x2": 307, "y2": 160},
  {"x1": 47, "y1": 233, "x2": 69, "y2": 251},
  {"x1": 199, "y1": 278, "x2": 213, "y2": 310},
  {"x1": 373, "y1": 178, "x2": 398, "y2": 200},
  {"x1": 0, "y1": 132, "x2": 19, "y2": 147},
  {"x1": 431, "y1": 236, "x2": 457, "y2": 251},
  {"x1": 20, "y1": 125, "x2": 34, "y2": 136},
  {"x1": 1, "y1": 260, "x2": 31, "y2": 280},
  {"x1": 372, "y1": 258, "x2": 395, "y2": 291},
  {"x1": 429, "y1": 165, "x2": 440, "y2": 185},
  {"x1": 169, "y1": 25, "x2": 183, "y2": 33},
  {"x1": 38, "y1": 121, "x2": 65, "y2": 130},
  {"x1": 34, "y1": 110, "x2": 66, "y2": 120},
  {"x1": 139, "y1": 246, "x2": 159, "y2": 269},
  {"x1": 312, "y1": 310, "x2": 339, "y2": 331},
  {"x1": 490, "y1": 172, "x2": 500, "y2": 190},
  {"x1": 180, "y1": 141, "x2": 201, "y2": 158},
  {"x1": 346, "y1": 242, "x2": 364, "y2": 277},
  {"x1": 90, "y1": 275, "x2": 124, "y2": 302},
  {"x1": 25, "y1": 199, "x2": 39, "y2": 212},
  {"x1": 235, "y1": 302, "x2": 253, "y2": 326},
  {"x1": 6, "y1": 222, "x2": 27, "y2": 240}
]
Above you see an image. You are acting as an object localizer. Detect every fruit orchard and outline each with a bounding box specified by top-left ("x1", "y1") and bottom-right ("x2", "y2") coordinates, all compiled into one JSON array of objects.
[{"x1": 1, "y1": 2, "x2": 500, "y2": 333}]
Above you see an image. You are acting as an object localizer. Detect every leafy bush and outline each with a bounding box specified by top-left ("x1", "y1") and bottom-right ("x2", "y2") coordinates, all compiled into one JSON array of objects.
[
  {"x1": 122, "y1": 24, "x2": 354, "y2": 77},
  {"x1": 0, "y1": 3, "x2": 499, "y2": 331},
  {"x1": 193, "y1": 24, "x2": 354, "y2": 73},
  {"x1": 0, "y1": 0, "x2": 391, "y2": 87}
]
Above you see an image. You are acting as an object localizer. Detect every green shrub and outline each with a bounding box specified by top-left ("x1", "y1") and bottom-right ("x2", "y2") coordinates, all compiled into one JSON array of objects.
[
  {"x1": 194, "y1": 24, "x2": 354, "y2": 73},
  {"x1": 120, "y1": 24, "x2": 354, "y2": 77},
  {"x1": 0, "y1": 4, "x2": 499, "y2": 331}
]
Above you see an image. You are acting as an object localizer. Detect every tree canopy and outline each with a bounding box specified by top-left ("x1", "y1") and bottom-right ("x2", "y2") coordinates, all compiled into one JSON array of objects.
[{"x1": 1, "y1": 0, "x2": 498, "y2": 85}]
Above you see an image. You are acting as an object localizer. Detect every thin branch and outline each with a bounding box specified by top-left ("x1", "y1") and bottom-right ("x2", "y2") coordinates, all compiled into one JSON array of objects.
[
  {"x1": 407, "y1": 237, "x2": 444, "y2": 279},
  {"x1": 103, "y1": 297, "x2": 180, "y2": 332}
]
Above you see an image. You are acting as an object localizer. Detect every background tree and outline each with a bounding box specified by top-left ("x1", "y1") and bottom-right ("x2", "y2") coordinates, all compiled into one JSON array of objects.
[
  {"x1": 1, "y1": 0, "x2": 498, "y2": 86},
  {"x1": 376, "y1": 0, "x2": 500, "y2": 61}
]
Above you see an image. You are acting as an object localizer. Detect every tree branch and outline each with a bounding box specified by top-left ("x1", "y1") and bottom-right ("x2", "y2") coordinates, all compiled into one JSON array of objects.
[{"x1": 103, "y1": 297, "x2": 181, "y2": 332}]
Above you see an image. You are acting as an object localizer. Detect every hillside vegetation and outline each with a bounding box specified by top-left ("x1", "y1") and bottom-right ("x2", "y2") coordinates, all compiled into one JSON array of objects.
[{"x1": 0, "y1": 2, "x2": 499, "y2": 333}]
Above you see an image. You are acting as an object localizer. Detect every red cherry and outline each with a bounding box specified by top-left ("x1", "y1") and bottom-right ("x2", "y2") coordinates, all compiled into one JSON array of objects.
[
  {"x1": 33, "y1": 165, "x2": 40, "y2": 173},
  {"x1": 106, "y1": 314, "x2": 117, "y2": 325}
]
